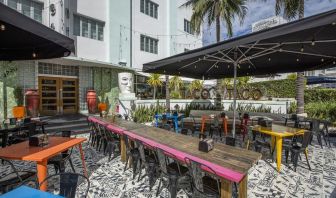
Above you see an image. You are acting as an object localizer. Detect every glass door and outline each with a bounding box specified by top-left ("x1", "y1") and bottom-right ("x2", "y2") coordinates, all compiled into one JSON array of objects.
[
  {"x1": 39, "y1": 77, "x2": 78, "y2": 115},
  {"x1": 60, "y1": 79, "x2": 78, "y2": 114},
  {"x1": 39, "y1": 77, "x2": 59, "y2": 115}
]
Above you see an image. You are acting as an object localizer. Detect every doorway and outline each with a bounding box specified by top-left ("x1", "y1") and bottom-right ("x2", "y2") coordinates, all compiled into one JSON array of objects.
[{"x1": 39, "y1": 76, "x2": 78, "y2": 115}]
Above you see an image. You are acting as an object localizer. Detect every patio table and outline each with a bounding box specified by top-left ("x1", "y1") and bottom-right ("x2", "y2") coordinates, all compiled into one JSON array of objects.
[
  {"x1": 0, "y1": 137, "x2": 87, "y2": 191},
  {"x1": 89, "y1": 116, "x2": 261, "y2": 198},
  {"x1": 252, "y1": 124, "x2": 305, "y2": 172},
  {"x1": 0, "y1": 185, "x2": 63, "y2": 198}
]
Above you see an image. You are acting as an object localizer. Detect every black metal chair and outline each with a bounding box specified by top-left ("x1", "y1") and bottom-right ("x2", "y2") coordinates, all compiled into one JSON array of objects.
[
  {"x1": 210, "y1": 116, "x2": 221, "y2": 139},
  {"x1": 184, "y1": 157, "x2": 220, "y2": 198},
  {"x1": 225, "y1": 136, "x2": 236, "y2": 147},
  {"x1": 136, "y1": 141, "x2": 158, "y2": 190},
  {"x1": 163, "y1": 124, "x2": 172, "y2": 131},
  {"x1": 9, "y1": 122, "x2": 37, "y2": 144},
  {"x1": 47, "y1": 131, "x2": 76, "y2": 173},
  {"x1": 155, "y1": 148, "x2": 190, "y2": 198},
  {"x1": 191, "y1": 116, "x2": 202, "y2": 137},
  {"x1": 102, "y1": 126, "x2": 120, "y2": 161},
  {"x1": 123, "y1": 135, "x2": 141, "y2": 180},
  {"x1": 181, "y1": 128, "x2": 189, "y2": 135},
  {"x1": 39, "y1": 172, "x2": 90, "y2": 198},
  {"x1": 284, "y1": 131, "x2": 312, "y2": 172},
  {"x1": 309, "y1": 119, "x2": 329, "y2": 148},
  {"x1": 0, "y1": 157, "x2": 37, "y2": 193}
]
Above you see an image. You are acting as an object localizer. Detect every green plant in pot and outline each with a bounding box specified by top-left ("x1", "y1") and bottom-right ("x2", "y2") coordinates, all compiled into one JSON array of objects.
[{"x1": 13, "y1": 86, "x2": 25, "y2": 118}]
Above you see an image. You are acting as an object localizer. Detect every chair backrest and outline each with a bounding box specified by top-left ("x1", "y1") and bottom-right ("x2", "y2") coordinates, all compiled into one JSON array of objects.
[
  {"x1": 185, "y1": 157, "x2": 220, "y2": 195},
  {"x1": 23, "y1": 118, "x2": 31, "y2": 124},
  {"x1": 181, "y1": 128, "x2": 188, "y2": 135},
  {"x1": 225, "y1": 136, "x2": 236, "y2": 146},
  {"x1": 40, "y1": 172, "x2": 90, "y2": 198},
  {"x1": 9, "y1": 118, "x2": 17, "y2": 125},
  {"x1": 163, "y1": 124, "x2": 171, "y2": 131},
  {"x1": 26, "y1": 123, "x2": 37, "y2": 137},
  {"x1": 213, "y1": 116, "x2": 219, "y2": 127},
  {"x1": 301, "y1": 131, "x2": 312, "y2": 148},
  {"x1": 61, "y1": 131, "x2": 72, "y2": 137}
]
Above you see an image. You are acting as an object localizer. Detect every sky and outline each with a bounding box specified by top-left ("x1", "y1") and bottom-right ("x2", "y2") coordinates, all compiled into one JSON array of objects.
[{"x1": 202, "y1": 0, "x2": 336, "y2": 45}]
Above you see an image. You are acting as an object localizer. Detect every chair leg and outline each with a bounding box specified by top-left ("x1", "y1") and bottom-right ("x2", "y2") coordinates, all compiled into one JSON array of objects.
[
  {"x1": 124, "y1": 154, "x2": 129, "y2": 172},
  {"x1": 317, "y1": 134, "x2": 323, "y2": 149},
  {"x1": 292, "y1": 151, "x2": 300, "y2": 172},
  {"x1": 69, "y1": 158, "x2": 76, "y2": 173},
  {"x1": 137, "y1": 160, "x2": 143, "y2": 182},
  {"x1": 53, "y1": 164, "x2": 59, "y2": 173},
  {"x1": 285, "y1": 149, "x2": 289, "y2": 164},
  {"x1": 304, "y1": 151, "x2": 311, "y2": 171},
  {"x1": 156, "y1": 176, "x2": 162, "y2": 197},
  {"x1": 132, "y1": 154, "x2": 140, "y2": 180}
]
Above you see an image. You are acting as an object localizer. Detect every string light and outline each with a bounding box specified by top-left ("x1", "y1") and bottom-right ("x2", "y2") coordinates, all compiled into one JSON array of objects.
[
  {"x1": 332, "y1": 22, "x2": 336, "y2": 26},
  {"x1": 321, "y1": 58, "x2": 324, "y2": 62},
  {"x1": 268, "y1": 58, "x2": 271, "y2": 61},
  {"x1": 32, "y1": 52, "x2": 37, "y2": 58},
  {"x1": 0, "y1": 24, "x2": 5, "y2": 31},
  {"x1": 311, "y1": 39, "x2": 315, "y2": 46},
  {"x1": 296, "y1": 58, "x2": 300, "y2": 62},
  {"x1": 300, "y1": 45, "x2": 304, "y2": 52}
]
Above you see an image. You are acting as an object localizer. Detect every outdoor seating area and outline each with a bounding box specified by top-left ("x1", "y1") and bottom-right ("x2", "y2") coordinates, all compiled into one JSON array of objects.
[{"x1": 2, "y1": 1, "x2": 336, "y2": 197}]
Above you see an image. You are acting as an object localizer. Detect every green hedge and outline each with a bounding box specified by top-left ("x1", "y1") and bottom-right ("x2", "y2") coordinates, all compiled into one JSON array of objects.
[
  {"x1": 250, "y1": 79, "x2": 296, "y2": 98},
  {"x1": 305, "y1": 102, "x2": 336, "y2": 122},
  {"x1": 305, "y1": 89, "x2": 336, "y2": 103}
]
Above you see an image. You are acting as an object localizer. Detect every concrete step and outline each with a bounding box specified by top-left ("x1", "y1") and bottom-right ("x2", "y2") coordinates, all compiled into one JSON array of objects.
[{"x1": 45, "y1": 123, "x2": 89, "y2": 133}]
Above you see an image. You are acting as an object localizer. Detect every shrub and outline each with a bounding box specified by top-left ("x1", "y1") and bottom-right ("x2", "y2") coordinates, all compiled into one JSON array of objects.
[
  {"x1": 305, "y1": 102, "x2": 336, "y2": 122},
  {"x1": 250, "y1": 79, "x2": 296, "y2": 98},
  {"x1": 304, "y1": 89, "x2": 336, "y2": 103}
]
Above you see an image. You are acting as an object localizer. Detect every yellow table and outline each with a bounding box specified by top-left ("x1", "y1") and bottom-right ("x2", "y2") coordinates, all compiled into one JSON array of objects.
[{"x1": 252, "y1": 124, "x2": 305, "y2": 172}]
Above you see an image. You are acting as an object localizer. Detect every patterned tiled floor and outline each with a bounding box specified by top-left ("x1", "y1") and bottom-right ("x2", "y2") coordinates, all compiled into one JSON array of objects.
[{"x1": 0, "y1": 133, "x2": 335, "y2": 198}]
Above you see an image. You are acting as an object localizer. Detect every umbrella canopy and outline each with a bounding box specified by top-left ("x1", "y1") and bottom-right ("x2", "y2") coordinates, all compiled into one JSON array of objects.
[
  {"x1": 143, "y1": 9, "x2": 336, "y2": 136},
  {"x1": 0, "y1": 3, "x2": 75, "y2": 60},
  {"x1": 143, "y1": 9, "x2": 336, "y2": 79}
]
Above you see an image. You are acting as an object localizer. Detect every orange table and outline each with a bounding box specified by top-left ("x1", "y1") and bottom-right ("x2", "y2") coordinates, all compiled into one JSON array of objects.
[{"x1": 0, "y1": 137, "x2": 87, "y2": 191}]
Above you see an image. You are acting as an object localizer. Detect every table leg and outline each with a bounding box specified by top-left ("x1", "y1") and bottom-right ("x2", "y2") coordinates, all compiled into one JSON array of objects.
[
  {"x1": 120, "y1": 136, "x2": 126, "y2": 162},
  {"x1": 37, "y1": 159, "x2": 48, "y2": 191},
  {"x1": 238, "y1": 175, "x2": 247, "y2": 198},
  {"x1": 220, "y1": 178, "x2": 232, "y2": 198},
  {"x1": 78, "y1": 143, "x2": 88, "y2": 177},
  {"x1": 270, "y1": 136, "x2": 275, "y2": 153},
  {"x1": 276, "y1": 137, "x2": 283, "y2": 172}
]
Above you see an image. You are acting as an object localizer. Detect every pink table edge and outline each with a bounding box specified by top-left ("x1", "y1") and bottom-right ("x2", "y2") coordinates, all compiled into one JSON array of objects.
[{"x1": 88, "y1": 116, "x2": 245, "y2": 183}]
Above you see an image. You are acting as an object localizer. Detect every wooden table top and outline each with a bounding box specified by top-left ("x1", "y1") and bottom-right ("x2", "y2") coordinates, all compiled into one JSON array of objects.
[
  {"x1": 0, "y1": 136, "x2": 86, "y2": 162},
  {"x1": 128, "y1": 126, "x2": 261, "y2": 175},
  {"x1": 252, "y1": 124, "x2": 305, "y2": 137}
]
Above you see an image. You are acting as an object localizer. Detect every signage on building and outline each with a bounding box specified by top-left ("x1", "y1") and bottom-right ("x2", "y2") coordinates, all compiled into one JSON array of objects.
[{"x1": 252, "y1": 16, "x2": 287, "y2": 32}]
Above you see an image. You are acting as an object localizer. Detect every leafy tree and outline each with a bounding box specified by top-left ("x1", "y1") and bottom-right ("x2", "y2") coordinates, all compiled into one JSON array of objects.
[
  {"x1": 287, "y1": 73, "x2": 297, "y2": 80},
  {"x1": 147, "y1": 74, "x2": 162, "y2": 100}
]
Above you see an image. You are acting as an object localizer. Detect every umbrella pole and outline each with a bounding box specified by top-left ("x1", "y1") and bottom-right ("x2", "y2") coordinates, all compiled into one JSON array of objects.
[{"x1": 232, "y1": 61, "x2": 238, "y2": 138}]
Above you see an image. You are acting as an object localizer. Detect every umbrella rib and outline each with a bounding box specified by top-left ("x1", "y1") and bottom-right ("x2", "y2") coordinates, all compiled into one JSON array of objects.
[
  {"x1": 236, "y1": 47, "x2": 256, "y2": 69},
  {"x1": 205, "y1": 53, "x2": 231, "y2": 74},
  {"x1": 177, "y1": 58, "x2": 202, "y2": 70},
  {"x1": 237, "y1": 41, "x2": 259, "y2": 62},
  {"x1": 239, "y1": 44, "x2": 281, "y2": 62},
  {"x1": 243, "y1": 39, "x2": 336, "y2": 46}
]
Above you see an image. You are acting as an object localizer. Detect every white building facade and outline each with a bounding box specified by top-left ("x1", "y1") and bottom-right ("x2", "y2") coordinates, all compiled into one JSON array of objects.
[{"x1": 0, "y1": 0, "x2": 202, "y2": 115}]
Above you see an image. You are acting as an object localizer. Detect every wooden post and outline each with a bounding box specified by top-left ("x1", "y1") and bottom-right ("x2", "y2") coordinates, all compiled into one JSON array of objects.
[
  {"x1": 220, "y1": 178, "x2": 232, "y2": 198},
  {"x1": 120, "y1": 136, "x2": 126, "y2": 162},
  {"x1": 238, "y1": 175, "x2": 248, "y2": 198}
]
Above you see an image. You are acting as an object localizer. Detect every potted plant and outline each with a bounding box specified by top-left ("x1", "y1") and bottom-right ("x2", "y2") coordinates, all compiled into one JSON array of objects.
[
  {"x1": 98, "y1": 91, "x2": 107, "y2": 112},
  {"x1": 13, "y1": 86, "x2": 25, "y2": 118}
]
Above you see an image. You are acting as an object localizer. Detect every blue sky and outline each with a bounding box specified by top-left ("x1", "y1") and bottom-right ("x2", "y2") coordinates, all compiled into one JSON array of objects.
[{"x1": 202, "y1": 0, "x2": 336, "y2": 45}]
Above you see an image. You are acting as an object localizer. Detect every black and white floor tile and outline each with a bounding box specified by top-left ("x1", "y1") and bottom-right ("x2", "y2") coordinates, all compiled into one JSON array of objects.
[{"x1": 0, "y1": 134, "x2": 335, "y2": 198}]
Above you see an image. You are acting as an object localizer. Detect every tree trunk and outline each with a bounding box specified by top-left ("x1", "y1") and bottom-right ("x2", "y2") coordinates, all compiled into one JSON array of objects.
[
  {"x1": 215, "y1": 16, "x2": 222, "y2": 109},
  {"x1": 296, "y1": 9, "x2": 305, "y2": 114},
  {"x1": 153, "y1": 86, "x2": 156, "y2": 100},
  {"x1": 165, "y1": 75, "x2": 170, "y2": 111}
]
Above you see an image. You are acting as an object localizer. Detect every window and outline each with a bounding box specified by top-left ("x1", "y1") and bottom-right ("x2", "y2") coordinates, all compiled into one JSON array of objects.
[
  {"x1": 140, "y1": 0, "x2": 158, "y2": 19},
  {"x1": 184, "y1": 19, "x2": 193, "y2": 34},
  {"x1": 7, "y1": 0, "x2": 18, "y2": 10},
  {"x1": 73, "y1": 15, "x2": 104, "y2": 41},
  {"x1": 140, "y1": 35, "x2": 158, "y2": 54},
  {"x1": 5, "y1": 0, "x2": 43, "y2": 23}
]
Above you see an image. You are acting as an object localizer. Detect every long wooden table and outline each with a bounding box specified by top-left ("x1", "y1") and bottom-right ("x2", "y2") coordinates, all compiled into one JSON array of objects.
[
  {"x1": 88, "y1": 116, "x2": 261, "y2": 198},
  {"x1": 252, "y1": 124, "x2": 305, "y2": 172},
  {"x1": 0, "y1": 137, "x2": 87, "y2": 191}
]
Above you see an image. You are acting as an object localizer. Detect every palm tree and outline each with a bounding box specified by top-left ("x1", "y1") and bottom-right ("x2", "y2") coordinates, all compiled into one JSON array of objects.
[
  {"x1": 275, "y1": 0, "x2": 305, "y2": 114},
  {"x1": 165, "y1": 75, "x2": 170, "y2": 111},
  {"x1": 188, "y1": 80, "x2": 204, "y2": 95},
  {"x1": 182, "y1": 0, "x2": 247, "y2": 108},
  {"x1": 147, "y1": 74, "x2": 163, "y2": 100},
  {"x1": 169, "y1": 76, "x2": 184, "y2": 92},
  {"x1": 182, "y1": 0, "x2": 247, "y2": 40}
]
